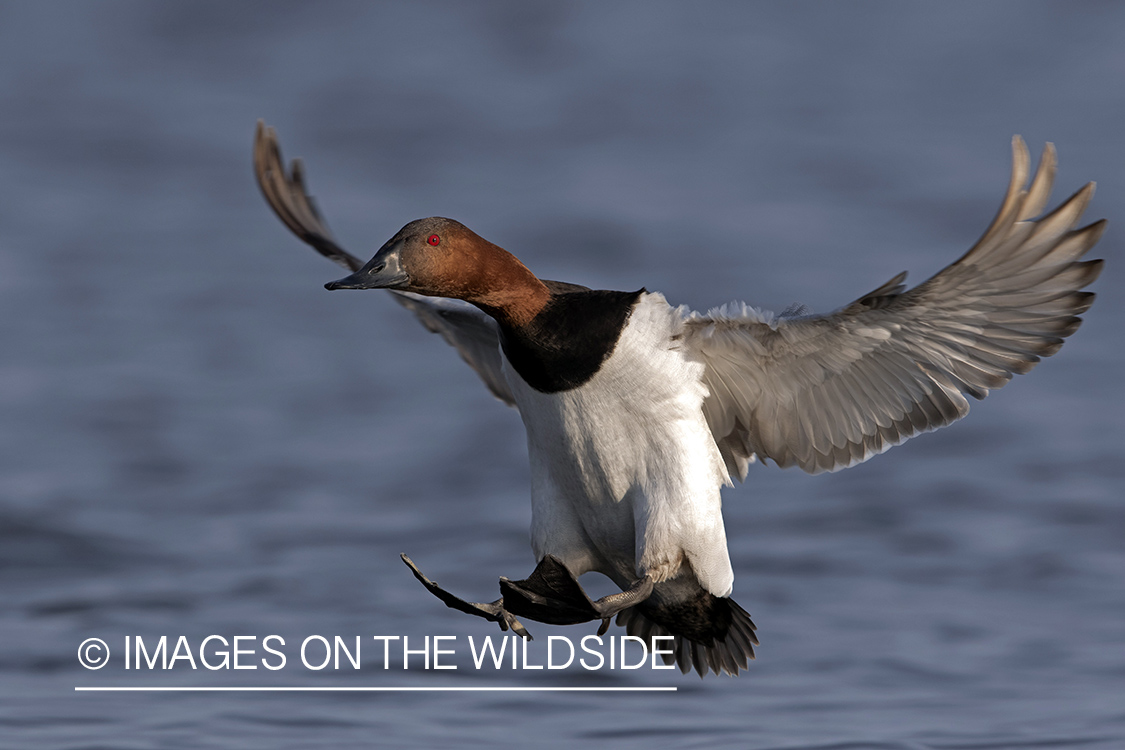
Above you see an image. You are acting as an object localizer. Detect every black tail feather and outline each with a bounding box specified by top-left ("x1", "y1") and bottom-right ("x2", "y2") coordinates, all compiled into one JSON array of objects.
[{"x1": 616, "y1": 591, "x2": 758, "y2": 677}]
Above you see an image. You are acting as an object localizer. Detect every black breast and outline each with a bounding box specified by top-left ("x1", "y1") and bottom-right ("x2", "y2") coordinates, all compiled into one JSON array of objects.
[{"x1": 499, "y1": 285, "x2": 644, "y2": 393}]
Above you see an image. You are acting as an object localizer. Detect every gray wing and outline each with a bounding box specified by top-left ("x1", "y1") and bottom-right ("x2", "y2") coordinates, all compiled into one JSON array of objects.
[
  {"x1": 684, "y1": 137, "x2": 1105, "y2": 478},
  {"x1": 253, "y1": 120, "x2": 514, "y2": 405},
  {"x1": 389, "y1": 293, "x2": 514, "y2": 405},
  {"x1": 254, "y1": 120, "x2": 364, "y2": 273}
]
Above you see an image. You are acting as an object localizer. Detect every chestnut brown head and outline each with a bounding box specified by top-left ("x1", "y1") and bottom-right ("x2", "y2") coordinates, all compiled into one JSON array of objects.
[{"x1": 325, "y1": 217, "x2": 549, "y2": 325}]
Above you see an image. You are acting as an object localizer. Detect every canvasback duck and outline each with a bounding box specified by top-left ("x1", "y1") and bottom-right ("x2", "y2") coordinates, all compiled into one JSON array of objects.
[{"x1": 253, "y1": 122, "x2": 1104, "y2": 677}]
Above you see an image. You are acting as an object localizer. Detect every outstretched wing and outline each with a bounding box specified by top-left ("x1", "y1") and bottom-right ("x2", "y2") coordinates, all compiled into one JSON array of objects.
[
  {"x1": 683, "y1": 138, "x2": 1105, "y2": 479},
  {"x1": 253, "y1": 120, "x2": 514, "y2": 405},
  {"x1": 390, "y1": 292, "x2": 515, "y2": 405},
  {"x1": 254, "y1": 120, "x2": 364, "y2": 273}
]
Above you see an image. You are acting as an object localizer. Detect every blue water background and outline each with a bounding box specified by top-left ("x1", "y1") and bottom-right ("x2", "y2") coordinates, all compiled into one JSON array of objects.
[{"x1": 0, "y1": 2, "x2": 1122, "y2": 748}]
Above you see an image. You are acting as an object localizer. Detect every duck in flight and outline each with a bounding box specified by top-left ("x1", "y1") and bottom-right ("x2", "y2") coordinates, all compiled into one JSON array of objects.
[{"x1": 253, "y1": 122, "x2": 1103, "y2": 676}]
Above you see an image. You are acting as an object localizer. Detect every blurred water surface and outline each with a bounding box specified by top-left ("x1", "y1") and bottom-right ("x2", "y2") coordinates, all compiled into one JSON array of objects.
[{"x1": 0, "y1": 2, "x2": 1122, "y2": 749}]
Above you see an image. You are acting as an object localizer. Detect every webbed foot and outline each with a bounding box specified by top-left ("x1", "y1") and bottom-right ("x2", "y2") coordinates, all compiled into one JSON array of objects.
[{"x1": 499, "y1": 555, "x2": 654, "y2": 633}]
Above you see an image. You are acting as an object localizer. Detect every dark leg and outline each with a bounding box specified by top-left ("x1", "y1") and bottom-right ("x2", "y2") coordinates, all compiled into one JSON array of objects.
[
  {"x1": 401, "y1": 554, "x2": 532, "y2": 639},
  {"x1": 403, "y1": 554, "x2": 654, "y2": 638}
]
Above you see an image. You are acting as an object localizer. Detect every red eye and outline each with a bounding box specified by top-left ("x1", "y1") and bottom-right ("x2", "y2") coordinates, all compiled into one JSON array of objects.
[{"x1": 427, "y1": 234, "x2": 440, "y2": 246}]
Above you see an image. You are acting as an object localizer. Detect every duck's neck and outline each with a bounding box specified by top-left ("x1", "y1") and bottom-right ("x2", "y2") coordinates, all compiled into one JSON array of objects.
[{"x1": 463, "y1": 246, "x2": 552, "y2": 328}]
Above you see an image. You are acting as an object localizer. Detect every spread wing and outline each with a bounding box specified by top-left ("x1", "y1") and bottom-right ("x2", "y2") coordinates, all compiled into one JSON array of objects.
[
  {"x1": 253, "y1": 120, "x2": 364, "y2": 273},
  {"x1": 253, "y1": 120, "x2": 515, "y2": 405},
  {"x1": 389, "y1": 292, "x2": 514, "y2": 405},
  {"x1": 683, "y1": 138, "x2": 1105, "y2": 479}
]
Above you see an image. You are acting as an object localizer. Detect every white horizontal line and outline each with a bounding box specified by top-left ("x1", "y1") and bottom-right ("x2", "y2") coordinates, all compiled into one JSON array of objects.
[{"x1": 75, "y1": 686, "x2": 676, "y2": 692}]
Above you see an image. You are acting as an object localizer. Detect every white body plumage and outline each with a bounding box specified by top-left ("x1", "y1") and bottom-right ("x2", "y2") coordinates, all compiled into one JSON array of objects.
[{"x1": 504, "y1": 293, "x2": 735, "y2": 597}]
